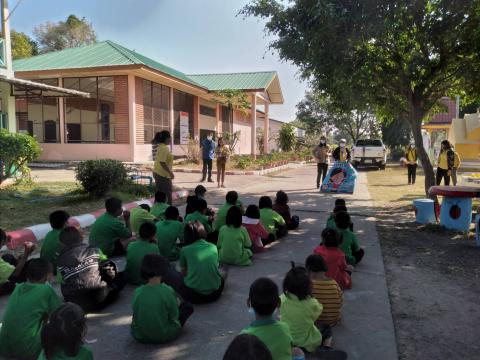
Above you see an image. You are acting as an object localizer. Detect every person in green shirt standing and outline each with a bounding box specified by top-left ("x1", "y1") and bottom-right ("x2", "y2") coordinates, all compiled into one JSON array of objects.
[
  {"x1": 0, "y1": 258, "x2": 62, "y2": 359},
  {"x1": 38, "y1": 302, "x2": 93, "y2": 360},
  {"x1": 259, "y1": 196, "x2": 287, "y2": 239},
  {"x1": 156, "y1": 206, "x2": 184, "y2": 261},
  {"x1": 218, "y1": 206, "x2": 252, "y2": 266},
  {"x1": 179, "y1": 221, "x2": 224, "y2": 304},
  {"x1": 131, "y1": 254, "x2": 193, "y2": 344},
  {"x1": 130, "y1": 204, "x2": 157, "y2": 235},
  {"x1": 41, "y1": 210, "x2": 70, "y2": 272},
  {"x1": 89, "y1": 197, "x2": 133, "y2": 256},
  {"x1": 335, "y1": 211, "x2": 364, "y2": 265},
  {"x1": 184, "y1": 198, "x2": 212, "y2": 233},
  {"x1": 151, "y1": 191, "x2": 169, "y2": 220}
]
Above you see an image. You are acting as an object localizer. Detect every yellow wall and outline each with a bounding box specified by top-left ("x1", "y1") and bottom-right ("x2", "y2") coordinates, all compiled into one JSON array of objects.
[
  {"x1": 455, "y1": 143, "x2": 480, "y2": 160},
  {"x1": 448, "y1": 114, "x2": 480, "y2": 160}
]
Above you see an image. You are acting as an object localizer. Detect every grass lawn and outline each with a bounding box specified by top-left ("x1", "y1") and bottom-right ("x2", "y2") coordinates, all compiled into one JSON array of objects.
[{"x1": 0, "y1": 182, "x2": 154, "y2": 231}]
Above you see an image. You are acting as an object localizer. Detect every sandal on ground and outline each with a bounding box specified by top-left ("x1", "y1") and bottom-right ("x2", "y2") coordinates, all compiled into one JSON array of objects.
[{"x1": 314, "y1": 346, "x2": 348, "y2": 360}]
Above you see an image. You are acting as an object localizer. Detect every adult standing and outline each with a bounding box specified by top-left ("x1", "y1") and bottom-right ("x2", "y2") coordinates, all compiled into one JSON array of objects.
[
  {"x1": 436, "y1": 139, "x2": 455, "y2": 186},
  {"x1": 201, "y1": 132, "x2": 216, "y2": 183},
  {"x1": 405, "y1": 142, "x2": 418, "y2": 185},
  {"x1": 215, "y1": 137, "x2": 229, "y2": 188},
  {"x1": 312, "y1": 136, "x2": 331, "y2": 188},
  {"x1": 332, "y1": 138, "x2": 351, "y2": 162},
  {"x1": 153, "y1": 130, "x2": 174, "y2": 204}
]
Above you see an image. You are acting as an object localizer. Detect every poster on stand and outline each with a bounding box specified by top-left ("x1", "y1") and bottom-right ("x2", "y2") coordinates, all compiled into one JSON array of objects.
[
  {"x1": 320, "y1": 161, "x2": 357, "y2": 194},
  {"x1": 180, "y1": 112, "x2": 190, "y2": 145}
]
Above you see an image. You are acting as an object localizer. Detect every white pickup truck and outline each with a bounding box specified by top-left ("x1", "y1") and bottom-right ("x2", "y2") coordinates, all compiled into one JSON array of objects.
[{"x1": 351, "y1": 139, "x2": 387, "y2": 170}]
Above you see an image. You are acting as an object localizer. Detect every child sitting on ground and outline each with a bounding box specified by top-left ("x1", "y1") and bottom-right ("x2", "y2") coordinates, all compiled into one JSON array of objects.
[
  {"x1": 185, "y1": 185, "x2": 214, "y2": 217},
  {"x1": 0, "y1": 258, "x2": 62, "y2": 359},
  {"x1": 38, "y1": 302, "x2": 93, "y2": 360},
  {"x1": 41, "y1": 210, "x2": 70, "y2": 272},
  {"x1": 326, "y1": 199, "x2": 353, "y2": 231},
  {"x1": 306, "y1": 254, "x2": 343, "y2": 326},
  {"x1": 223, "y1": 334, "x2": 273, "y2": 360},
  {"x1": 213, "y1": 191, "x2": 243, "y2": 231},
  {"x1": 156, "y1": 206, "x2": 184, "y2": 261},
  {"x1": 131, "y1": 254, "x2": 194, "y2": 344},
  {"x1": 242, "y1": 205, "x2": 275, "y2": 253},
  {"x1": 335, "y1": 211, "x2": 364, "y2": 266},
  {"x1": 218, "y1": 206, "x2": 253, "y2": 266},
  {"x1": 240, "y1": 277, "x2": 298, "y2": 360},
  {"x1": 313, "y1": 228, "x2": 352, "y2": 290},
  {"x1": 151, "y1": 191, "x2": 169, "y2": 220},
  {"x1": 273, "y1": 190, "x2": 300, "y2": 230},
  {"x1": 126, "y1": 222, "x2": 160, "y2": 285},
  {"x1": 89, "y1": 197, "x2": 132, "y2": 256},
  {"x1": 179, "y1": 221, "x2": 225, "y2": 304},
  {"x1": 184, "y1": 198, "x2": 213, "y2": 233},
  {"x1": 130, "y1": 204, "x2": 157, "y2": 235},
  {"x1": 259, "y1": 196, "x2": 287, "y2": 239},
  {"x1": 0, "y1": 228, "x2": 36, "y2": 296},
  {"x1": 59, "y1": 226, "x2": 126, "y2": 312}
]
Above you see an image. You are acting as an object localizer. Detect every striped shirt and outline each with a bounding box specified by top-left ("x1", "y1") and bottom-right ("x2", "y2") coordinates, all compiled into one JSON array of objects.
[{"x1": 311, "y1": 278, "x2": 343, "y2": 326}]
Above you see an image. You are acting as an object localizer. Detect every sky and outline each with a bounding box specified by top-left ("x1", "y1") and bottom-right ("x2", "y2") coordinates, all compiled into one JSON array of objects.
[{"x1": 10, "y1": 0, "x2": 309, "y2": 122}]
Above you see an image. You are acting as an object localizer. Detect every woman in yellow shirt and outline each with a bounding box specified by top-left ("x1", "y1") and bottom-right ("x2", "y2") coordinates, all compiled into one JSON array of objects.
[
  {"x1": 405, "y1": 143, "x2": 417, "y2": 185},
  {"x1": 152, "y1": 131, "x2": 174, "y2": 204},
  {"x1": 436, "y1": 140, "x2": 455, "y2": 186}
]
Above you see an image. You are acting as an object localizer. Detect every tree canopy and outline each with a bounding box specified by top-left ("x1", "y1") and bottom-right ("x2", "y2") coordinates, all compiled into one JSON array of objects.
[
  {"x1": 11, "y1": 30, "x2": 37, "y2": 60},
  {"x1": 241, "y1": 0, "x2": 480, "y2": 194}
]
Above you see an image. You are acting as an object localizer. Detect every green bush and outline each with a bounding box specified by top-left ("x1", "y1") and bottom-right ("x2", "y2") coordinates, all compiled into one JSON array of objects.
[
  {"x1": 277, "y1": 123, "x2": 297, "y2": 152},
  {"x1": 388, "y1": 146, "x2": 406, "y2": 161},
  {"x1": 0, "y1": 129, "x2": 41, "y2": 185},
  {"x1": 75, "y1": 159, "x2": 128, "y2": 197}
]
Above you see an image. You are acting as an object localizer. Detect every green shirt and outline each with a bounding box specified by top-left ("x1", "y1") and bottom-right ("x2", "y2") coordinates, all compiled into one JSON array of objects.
[
  {"x1": 126, "y1": 240, "x2": 160, "y2": 285},
  {"x1": 0, "y1": 282, "x2": 62, "y2": 359},
  {"x1": 130, "y1": 207, "x2": 157, "y2": 235},
  {"x1": 131, "y1": 283, "x2": 181, "y2": 344},
  {"x1": 260, "y1": 208, "x2": 286, "y2": 235},
  {"x1": 337, "y1": 228, "x2": 361, "y2": 265},
  {"x1": 213, "y1": 203, "x2": 233, "y2": 231},
  {"x1": 279, "y1": 293, "x2": 323, "y2": 352},
  {"x1": 37, "y1": 346, "x2": 93, "y2": 360},
  {"x1": 89, "y1": 213, "x2": 132, "y2": 256},
  {"x1": 156, "y1": 220, "x2": 184, "y2": 261},
  {"x1": 217, "y1": 225, "x2": 252, "y2": 266},
  {"x1": 40, "y1": 229, "x2": 62, "y2": 269},
  {"x1": 151, "y1": 202, "x2": 169, "y2": 220},
  {"x1": 0, "y1": 257, "x2": 15, "y2": 285},
  {"x1": 326, "y1": 215, "x2": 336, "y2": 229},
  {"x1": 185, "y1": 211, "x2": 212, "y2": 233},
  {"x1": 180, "y1": 239, "x2": 221, "y2": 295},
  {"x1": 241, "y1": 318, "x2": 293, "y2": 360}
]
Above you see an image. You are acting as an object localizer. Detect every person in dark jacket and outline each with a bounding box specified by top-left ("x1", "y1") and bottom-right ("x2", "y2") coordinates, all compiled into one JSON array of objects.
[
  {"x1": 200, "y1": 133, "x2": 216, "y2": 182},
  {"x1": 436, "y1": 140, "x2": 455, "y2": 186},
  {"x1": 332, "y1": 139, "x2": 351, "y2": 162},
  {"x1": 58, "y1": 227, "x2": 126, "y2": 312}
]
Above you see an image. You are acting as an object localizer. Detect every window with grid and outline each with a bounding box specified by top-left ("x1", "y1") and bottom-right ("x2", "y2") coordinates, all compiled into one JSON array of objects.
[{"x1": 143, "y1": 80, "x2": 170, "y2": 143}]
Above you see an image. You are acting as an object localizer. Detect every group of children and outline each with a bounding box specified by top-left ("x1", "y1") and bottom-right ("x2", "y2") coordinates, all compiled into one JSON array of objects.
[{"x1": 0, "y1": 186, "x2": 363, "y2": 360}]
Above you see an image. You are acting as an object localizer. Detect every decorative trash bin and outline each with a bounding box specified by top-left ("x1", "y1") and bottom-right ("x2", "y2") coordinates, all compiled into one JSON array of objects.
[
  {"x1": 413, "y1": 199, "x2": 436, "y2": 224},
  {"x1": 439, "y1": 197, "x2": 472, "y2": 232}
]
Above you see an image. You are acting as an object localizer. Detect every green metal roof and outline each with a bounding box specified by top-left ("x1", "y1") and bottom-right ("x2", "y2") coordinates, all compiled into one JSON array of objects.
[{"x1": 187, "y1": 71, "x2": 277, "y2": 91}]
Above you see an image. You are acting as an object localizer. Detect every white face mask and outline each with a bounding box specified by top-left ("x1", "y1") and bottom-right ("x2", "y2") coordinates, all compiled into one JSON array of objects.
[
  {"x1": 340, "y1": 143, "x2": 346, "y2": 148},
  {"x1": 320, "y1": 140, "x2": 325, "y2": 144},
  {"x1": 207, "y1": 136, "x2": 213, "y2": 141}
]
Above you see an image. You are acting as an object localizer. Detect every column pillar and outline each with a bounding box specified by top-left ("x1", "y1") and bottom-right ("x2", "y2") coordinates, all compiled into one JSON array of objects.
[
  {"x1": 169, "y1": 87, "x2": 174, "y2": 152},
  {"x1": 216, "y1": 102, "x2": 221, "y2": 135},
  {"x1": 127, "y1": 74, "x2": 137, "y2": 162},
  {"x1": 263, "y1": 101, "x2": 269, "y2": 154},
  {"x1": 193, "y1": 95, "x2": 200, "y2": 140},
  {"x1": 251, "y1": 93, "x2": 257, "y2": 156},
  {"x1": 58, "y1": 77, "x2": 65, "y2": 143}
]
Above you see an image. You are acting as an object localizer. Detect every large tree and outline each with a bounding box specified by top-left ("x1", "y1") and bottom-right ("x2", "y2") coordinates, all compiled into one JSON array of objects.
[
  {"x1": 33, "y1": 15, "x2": 96, "y2": 54},
  {"x1": 242, "y1": 0, "x2": 480, "y2": 195},
  {"x1": 11, "y1": 30, "x2": 38, "y2": 60}
]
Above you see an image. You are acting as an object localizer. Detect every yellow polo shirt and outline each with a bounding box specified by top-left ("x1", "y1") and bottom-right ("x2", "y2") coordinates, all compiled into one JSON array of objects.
[
  {"x1": 154, "y1": 144, "x2": 173, "y2": 179},
  {"x1": 438, "y1": 152, "x2": 448, "y2": 170}
]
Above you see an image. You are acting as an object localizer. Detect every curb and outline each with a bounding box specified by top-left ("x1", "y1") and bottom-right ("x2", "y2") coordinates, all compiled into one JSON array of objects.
[{"x1": 6, "y1": 189, "x2": 189, "y2": 250}]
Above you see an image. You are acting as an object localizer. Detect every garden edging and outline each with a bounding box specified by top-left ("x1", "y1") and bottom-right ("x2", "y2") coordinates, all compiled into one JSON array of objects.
[{"x1": 6, "y1": 189, "x2": 189, "y2": 250}]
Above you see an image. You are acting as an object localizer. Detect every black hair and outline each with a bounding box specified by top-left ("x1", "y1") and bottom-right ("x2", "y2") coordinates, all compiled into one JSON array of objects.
[
  {"x1": 275, "y1": 190, "x2": 288, "y2": 206},
  {"x1": 194, "y1": 185, "x2": 207, "y2": 196},
  {"x1": 141, "y1": 254, "x2": 169, "y2": 280},
  {"x1": 245, "y1": 204, "x2": 260, "y2": 219},
  {"x1": 305, "y1": 254, "x2": 328, "y2": 273},
  {"x1": 152, "y1": 130, "x2": 171, "y2": 144},
  {"x1": 195, "y1": 198, "x2": 208, "y2": 213},
  {"x1": 105, "y1": 197, "x2": 122, "y2": 215},
  {"x1": 155, "y1": 191, "x2": 167, "y2": 203},
  {"x1": 0, "y1": 228, "x2": 6, "y2": 246},
  {"x1": 226, "y1": 205, "x2": 242, "y2": 228},
  {"x1": 321, "y1": 228, "x2": 341, "y2": 247},
  {"x1": 49, "y1": 210, "x2": 70, "y2": 230},
  {"x1": 223, "y1": 334, "x2": 273, "y2": 360},
  {"x1": 334, "y1": 211, "x2": 351, "y2": 230},
  {"x1": 333, "y1": 205, "x2": 347, "y2": 214},
  {"x1": 249, "y1": 277, "x2": 279, "y2": 316},
  {"x1": 139, "y1": 204, "x2": 151, "y2": 212},
  {"x1": 59, "y1": 226, "x2": 82, "y2": 247},
  {"x1": 184, "y1": 221, "x2": 207, "y2": 246},
  {"x1": 441, "y1": 139, "x2": 452, "y2": 150},
  {"x1": 41, "y1": 302, "x2": 86, "y2": 359},
  {"x1": 26, "y1": 258, "x2": 53, "y2": 282},
  {"x1": 335, "y1": 198, "x2": 346, "y2": 207},
  {"x1": 283, "y1": 262, "x2": 311, "y2": 300},
  {"x1": 259, "y1": 196, "x2": 272, "y2": 209},
  {"x1": 165, "y1": 206, "x2": 179, "y2": 220},
  {"x1": 139, "y1": 221, "x2": 156, "y2": 240},
  {"x1": 226, "y1": 191, "x2": 238, "y2": 205}
]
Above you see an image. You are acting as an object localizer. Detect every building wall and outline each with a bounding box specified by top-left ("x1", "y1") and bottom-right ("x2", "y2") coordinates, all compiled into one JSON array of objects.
[
  {"x1": 38, "y1": 143, "x2": 132, "y2": 161},
  {"x1": 114, "y1": 76, "x2": 129, "y2": 143},
  {"x1": 232, "y1": 109, "x2": 252, "y2": 155},
  {"x1": 449, "y1": 114, "x2": 480, "y2": 160}
]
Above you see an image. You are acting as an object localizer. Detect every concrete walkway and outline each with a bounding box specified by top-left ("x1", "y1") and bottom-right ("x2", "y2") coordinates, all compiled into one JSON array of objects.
[{"x1": 0, "y1": 165, "x2": 398, "y2": 360}]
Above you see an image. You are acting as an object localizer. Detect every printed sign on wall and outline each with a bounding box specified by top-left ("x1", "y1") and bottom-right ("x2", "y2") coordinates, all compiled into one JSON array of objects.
[{"x1": 180, "y1": 111, "x2": 190, "y2": 145}]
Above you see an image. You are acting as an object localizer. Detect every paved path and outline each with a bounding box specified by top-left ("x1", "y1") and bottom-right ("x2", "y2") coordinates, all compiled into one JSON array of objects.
[{"x1": 1, "y1": 165, "x2": 398, "y2": 359}]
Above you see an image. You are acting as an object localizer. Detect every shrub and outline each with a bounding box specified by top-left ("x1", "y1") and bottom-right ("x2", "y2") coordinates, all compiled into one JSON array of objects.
[
  {"x1": 75, "y1": 159, "x2": 127, "y2": 196},
  {"x1": 0, "y1": 129, "x2": 41, "y2": 185},
  {"x1": 388, "y1": 146, "x2": 406, "y2": 161},
  {"x1": 181, "y1": 137, "x2": 201, "y2": 164},
  {"x1": 277, "y1": 123, "x2": 297, "y2": 152}
]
